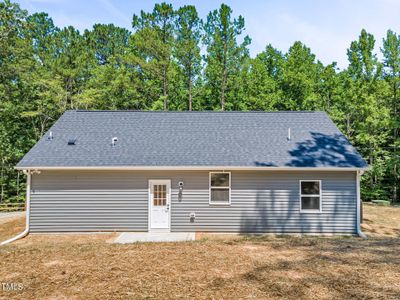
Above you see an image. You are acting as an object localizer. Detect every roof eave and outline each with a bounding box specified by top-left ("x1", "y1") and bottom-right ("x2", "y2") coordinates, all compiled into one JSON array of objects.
[{"x1": 15, "y1": 166, "x2": 369, "y2": 172}]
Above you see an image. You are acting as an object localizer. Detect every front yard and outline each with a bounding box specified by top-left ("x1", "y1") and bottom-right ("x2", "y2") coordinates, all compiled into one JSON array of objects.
[{"x1": 0, "y1": 204, "x2": 399, "y2": 299}]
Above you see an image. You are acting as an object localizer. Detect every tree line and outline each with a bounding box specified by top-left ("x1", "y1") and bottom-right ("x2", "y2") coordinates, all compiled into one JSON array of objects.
[{"x1": 0, "y1": 0, "x2": 399, "y2": 202}]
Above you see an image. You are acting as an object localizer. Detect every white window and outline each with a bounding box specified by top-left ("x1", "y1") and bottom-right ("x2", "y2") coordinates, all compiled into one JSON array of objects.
[
  {"x1": 300, "y1": 180, "x2": 322, "y2": 212},
  {"x1": 209, "y1": 172, "x2": 231, "y2": 205}
]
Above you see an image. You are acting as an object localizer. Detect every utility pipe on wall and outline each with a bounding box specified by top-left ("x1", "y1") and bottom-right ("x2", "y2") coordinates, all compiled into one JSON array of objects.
[{"x1": 356, "y1": 170, "x2": 367, "y2": 239}]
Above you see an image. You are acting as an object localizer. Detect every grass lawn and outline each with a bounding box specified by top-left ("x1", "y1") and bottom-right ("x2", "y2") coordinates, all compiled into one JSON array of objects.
[{"x1": 0, "y1": 205, "x2": 399, "y2": 299}]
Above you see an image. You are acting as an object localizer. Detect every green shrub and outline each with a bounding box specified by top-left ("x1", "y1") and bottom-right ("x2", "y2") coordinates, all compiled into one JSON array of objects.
[{"x1": 371, "y1": 200, "x2": 391, "y2": 206}]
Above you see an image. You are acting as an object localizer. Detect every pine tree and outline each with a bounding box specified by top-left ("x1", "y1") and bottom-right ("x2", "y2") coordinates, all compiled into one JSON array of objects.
[
  {"x1": 175, "y1": 5, "x2": 202, "y2": 111},
  {"x1": 382, "y1": 29, "x2": 400, "y2": 202},
  {"x1": 346, "y1": 29, "x2": 391, "y2": 200},
  {"x1": 281, "y1": 41, "x2": 321, "y2": 110},
  {"x1": 203, "y1": 4, "x2": 250, "y2": 110},
  {"x1": 132, "y1": 3, "x2": 175, "y2": 110}
]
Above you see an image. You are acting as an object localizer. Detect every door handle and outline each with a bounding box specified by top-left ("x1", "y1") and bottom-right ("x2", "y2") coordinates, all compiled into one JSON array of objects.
[{"x1": 166, "y1": 204, "x2": 170, "y2": 210}]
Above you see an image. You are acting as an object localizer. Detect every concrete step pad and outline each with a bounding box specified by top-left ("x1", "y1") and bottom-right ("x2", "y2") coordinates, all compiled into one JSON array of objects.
[{"x1": 114, "y1": 232, "x2": 195, "y2": 243}]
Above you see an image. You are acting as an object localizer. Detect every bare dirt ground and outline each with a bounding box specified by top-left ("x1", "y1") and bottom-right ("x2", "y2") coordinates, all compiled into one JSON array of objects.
[
  {"x1": 362, "y1": 203, "x2": 400, "y2": 237},
  {"x1": 0, "y1": 215, "x2": 26, "y2": 242},
  {"x1": 0, "y1": 205, "x2": 399, "y2": 299}
]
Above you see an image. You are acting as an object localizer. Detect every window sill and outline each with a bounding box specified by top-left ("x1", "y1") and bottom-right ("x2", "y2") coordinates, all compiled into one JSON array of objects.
[
  {"x1": 299, "y1": 209, "x2": 322, "y2": 214},
  {"x1": 209, "y1": 202, "x2": 231, "y2": 206}
]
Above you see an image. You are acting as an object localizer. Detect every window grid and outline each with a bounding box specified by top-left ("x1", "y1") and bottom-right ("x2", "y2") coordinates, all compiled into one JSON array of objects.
[{"x1": 153, "y1": 184, "x2": 167, "y2": 206}]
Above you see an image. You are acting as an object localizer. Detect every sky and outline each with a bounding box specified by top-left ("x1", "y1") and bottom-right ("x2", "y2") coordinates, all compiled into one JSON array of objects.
[{"x1": 15, "y1": 0, "x2": 400, "y2": 70}]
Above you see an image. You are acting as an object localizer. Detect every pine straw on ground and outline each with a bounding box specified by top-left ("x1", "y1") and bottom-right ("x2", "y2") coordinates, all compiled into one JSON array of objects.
[
  {"x1": 0, "y1": 205, "x2": 399, "y2": 299},
  {"x1": 0, "y1": 235, "x2": 399, "y2": 299}
]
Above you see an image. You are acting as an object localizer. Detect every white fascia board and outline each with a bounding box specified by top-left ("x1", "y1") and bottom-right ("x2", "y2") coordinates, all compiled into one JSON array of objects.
[{"x1": 15, "y1": 166, "x2": 369, "y2": 171}]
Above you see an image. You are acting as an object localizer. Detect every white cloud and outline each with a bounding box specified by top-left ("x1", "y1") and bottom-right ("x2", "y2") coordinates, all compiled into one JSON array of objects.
[
  {"x1": 99, "y1": 0, "x2": 131, "y2": 27},
  {"x1": 247, "y1": 12, "x2": 351, "y2": 68},
  {"x1": 277, "y1": 12, "x2": 352, "y2": 68},
  {"x1": 51, "y1": 13, "x2": 95, "y2": 32},
  {"x1": 245, "y1": 0, "x2": 400, "y2": 69}
]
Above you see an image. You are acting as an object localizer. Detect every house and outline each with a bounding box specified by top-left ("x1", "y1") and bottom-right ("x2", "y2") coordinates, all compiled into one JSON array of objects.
[{"x1": 15, "y1": 110, "x2": 368, "y2": 235}]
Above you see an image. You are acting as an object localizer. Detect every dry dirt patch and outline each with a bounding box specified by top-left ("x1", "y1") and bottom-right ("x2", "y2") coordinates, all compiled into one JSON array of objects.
[
  {"x1": 362, "y1": 203, "x2": 400, "y2": 237},
  {"x1": 0, "y1": 205, "x2": 399, "y2": 299},
  {"x1": 0, "y1": 234, "x2": 399, "y2": 299},
  {"x1": 0, "y1": 216, "x2": 25, "y2": 242}
]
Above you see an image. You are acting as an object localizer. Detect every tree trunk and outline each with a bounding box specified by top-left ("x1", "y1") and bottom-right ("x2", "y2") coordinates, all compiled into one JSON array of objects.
[
  {"x1": 188, "y1": 78, "x2": 193, "y2": 111},
  {"x1": 16, "y1": 171, "x2": 20, "y2": 198},
  {"x1": 370, "y1": 146, "x2": 375, "y2": 185},
  {"x1": 0, "y1": 158, "x2": 4, "y2": 203},
  {"x1": 393, "y1": 80, "x2": 398, "y2": 203},
  {"x1": 346, "y1": 115, "x2": 351, "y2": 137},
  {"x1": 162, "y1": 18, "x2": 168, "y2": 111},
  {"x1": 220, "y1": 42, "x2": 228, "y2": 111},
  {"x1": 65, "y1": 76, "x2": 74, "y2": 109},
  {"x1": 188, "y1": 62, "x2": 193, "y2": 111},
  {"x1": 221, "y1": 69, "x2": 227, "y2": 111},
  {"x1": 326, "y1": 92, "x2": 331, "y2": 111},
  {"x1": 163, "y1": 65, "x2": 168, "y2": 111}
]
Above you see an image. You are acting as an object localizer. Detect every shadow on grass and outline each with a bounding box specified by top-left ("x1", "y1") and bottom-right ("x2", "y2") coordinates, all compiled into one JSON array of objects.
[{"x1": 210, "y1": 237, "x2": 400, "y2": 299}]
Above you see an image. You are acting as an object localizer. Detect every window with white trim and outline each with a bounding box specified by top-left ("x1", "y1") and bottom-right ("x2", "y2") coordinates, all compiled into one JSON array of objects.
[
  {"x1": 300, "y1": 180, "x2": 321, "y2": 211},
  {"x1": 209, "y1": 172, "x2": 231, "y2": 205}
]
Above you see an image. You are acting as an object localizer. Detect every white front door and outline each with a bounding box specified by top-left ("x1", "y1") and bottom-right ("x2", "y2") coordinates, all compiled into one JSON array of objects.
[{"x1": 149, "y1": 180, "x2": 171, "y2": 230}]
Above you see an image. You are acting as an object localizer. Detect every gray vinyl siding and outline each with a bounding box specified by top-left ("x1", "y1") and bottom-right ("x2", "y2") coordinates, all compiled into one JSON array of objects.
[
  {"x1": 30, "y1": 171, "x2": 148, "y2": 232},
  {"x1": 172, "y1": 171, "x2": 356, "y2": 234},
  {"x1": 30, "y1": 170, "x2": 357, "y2": 234}
]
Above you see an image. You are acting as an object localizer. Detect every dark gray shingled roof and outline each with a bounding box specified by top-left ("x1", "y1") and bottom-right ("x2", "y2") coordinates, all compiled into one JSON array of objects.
[{"x1": 16, "y1": 110, "x2": 367, "y2": 169}]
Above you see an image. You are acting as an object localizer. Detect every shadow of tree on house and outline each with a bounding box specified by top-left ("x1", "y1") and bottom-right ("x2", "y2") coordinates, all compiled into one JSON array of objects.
[
  {"x1": 285, "y1": 132, "x2": 367, "y2": 168},
  {"x1": 253, "y1": 162, "x2": 277, "y2": 167},
  {"x1": 238, "y1": 132, "x2": 365, "y2": 235}
]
